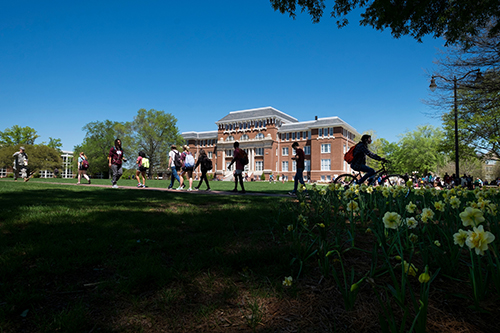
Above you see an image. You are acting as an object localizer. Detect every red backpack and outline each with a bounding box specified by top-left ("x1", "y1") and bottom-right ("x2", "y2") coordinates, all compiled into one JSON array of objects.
[{"x1": 344, "y1": 144, "x2": 358, "y2": 164}]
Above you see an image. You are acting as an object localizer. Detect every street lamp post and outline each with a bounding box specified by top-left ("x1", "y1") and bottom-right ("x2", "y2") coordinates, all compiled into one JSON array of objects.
[{"x1": 429, "y1": 69, "x2": 482, "y2": 179}]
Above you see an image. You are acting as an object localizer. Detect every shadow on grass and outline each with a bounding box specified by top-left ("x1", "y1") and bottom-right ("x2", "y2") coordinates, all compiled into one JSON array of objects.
[{"x1": 0, "y1": 185, "x2": 292, "y2": 332}]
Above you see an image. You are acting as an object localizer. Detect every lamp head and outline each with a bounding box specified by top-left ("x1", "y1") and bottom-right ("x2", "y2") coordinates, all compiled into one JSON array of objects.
[{"x1": 429, "y1": 77, "x2": 437, "y2": 92}]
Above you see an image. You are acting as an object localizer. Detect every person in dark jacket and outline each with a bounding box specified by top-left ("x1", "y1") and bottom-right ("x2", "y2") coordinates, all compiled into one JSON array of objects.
[
  {"x1": 351, "y1": 134, "x2": 386, "y2": 185},
  {"x1": 194, "y1": 149, "x2": 211, "y2": 191}
]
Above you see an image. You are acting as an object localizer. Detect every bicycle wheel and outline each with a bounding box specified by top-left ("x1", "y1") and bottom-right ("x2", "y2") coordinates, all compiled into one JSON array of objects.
[
  {"x1": 385, "y1": 174, "x2": 407, "y2": 187},
  {"x1": 334, "y1": 174, "x2": 357, "y2": 187}
]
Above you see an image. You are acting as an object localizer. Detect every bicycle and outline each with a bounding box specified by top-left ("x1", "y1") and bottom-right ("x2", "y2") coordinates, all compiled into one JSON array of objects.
[{"x1": 333, "y1": 161, "x2": 407, "y2": 187}]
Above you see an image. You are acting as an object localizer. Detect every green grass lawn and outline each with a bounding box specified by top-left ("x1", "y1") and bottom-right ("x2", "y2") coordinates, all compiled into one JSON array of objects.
[
  {"x1": 25, "y1": 176, "x2": 300, "y2": 194},
  {"x1": 0, "y1": 180, "x2": 293, "y2": 332}
]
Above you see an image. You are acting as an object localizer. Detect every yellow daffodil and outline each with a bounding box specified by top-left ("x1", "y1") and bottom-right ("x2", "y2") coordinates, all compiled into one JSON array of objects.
[
  {"x1": 382, "y1": 211, "x2": 402, "y2": 229},
  {"x1": 465, "y1": 225, "x2": 496, "y2": 256},
  {"x1": 434, "y1": 200, "x2": 445, "y2": 212},
  {"x1": 317, "y1": 223, "x2": 325, "y2": 228},
  {"x1": 406, "y1": 201, "x2": 417, "y2": 214},
  {"x1": 287, "y1": 224, "x2": 294, "y2": 231},
  {"x1": 402, "y1": 260, "x2": 418, "y2": 277},
  {"x1": 420, "y1": 208, "x2": 434, "y2": 223},
  {"x1": 459, "y1": 207, "x2": 485, "y2": 227},
  {"x1": 434, "y1": 240, "x2": 441, "y2": 247},
  {"x1": 282, "y1": 276, "x2": 293, "y2": 286},
  {"x1": 453, "y1": 229, "x2": 468, "y2": 247},
  {"x1": 405, "y1": 217, "x2": 418, "y2": 229},
  {"x1": 418, "y1": 272, "x2": 431, "y2": 283},
  {"x1": 382, "y1": 188, "x2": 390, "y2": 198},
  {"x1": 346, "y1": 200, "x2": 360, "y2": 212},
  {"x1": 449, "y1": 196, "x2": 461, "y2": 209},
  {"x1": 366, "y1": 186, "x2": 374, "y2": 194}
]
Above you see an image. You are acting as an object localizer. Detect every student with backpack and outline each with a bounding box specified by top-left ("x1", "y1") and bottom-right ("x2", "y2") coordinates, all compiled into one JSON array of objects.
[
  {"x1": 135, "y1": 151, "x2": 149, "y2": 188},
  {"x1": 167, "y1": 145, "x2": 182, "y2": 189},
  {"x1": 108, "y1": 138, "x2": 126, "y2": 188},
  {"x1": 194, "y1": 149, "x2": 212, "y2": 191},
  {"x1": 77, "y1": 151, "x2": 91, "y2": 184},
  {"x1": 349, "y1": 134, "x2": 386, "y2": 185},
  {"x1": 227, "y1": 141, "x2": 246, "y2": 193},
  {"x1": 179, "y1": 145, "x2": 195, "y2": 191}
]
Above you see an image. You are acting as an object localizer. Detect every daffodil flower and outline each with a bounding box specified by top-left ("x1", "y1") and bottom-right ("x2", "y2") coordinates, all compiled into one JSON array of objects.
[
  {"x1": 465, "y1": 225, "x2": 496, "y2": 255},
  {"x1": 282, "y1": 276, "x2": 293, "y2": 286},
  {"x1": 453, "y1": 229, "x2": 468, "y2": 247},
  {"x1": 459, "y1": 207, "x2": 485, "y2": 227},
  {"x1": 382, "y1": 211, "x2": 402, "y2": 229}
]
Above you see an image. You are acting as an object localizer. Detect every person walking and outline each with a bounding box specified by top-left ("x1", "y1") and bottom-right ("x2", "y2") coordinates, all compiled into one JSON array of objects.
[
  {"x1": 77, "y1": 152, "x2": 91, "y2": 184},
  {"x1": 135, "y1": 151, "x2": 149, "y2": 188},
  {"x1": 179, "y1": 145, "x2": 195, "y2": 191},
  {"x1": 194, "y1": 149, "x2": 211, "y2": 191},
  {"x1": 167, "y1": 145, "x2": 182, "y2": 189},
  {"x1": 108, "y1": 138, "x2": 126, "y2": 188},
  {"x1": 13, "y1": 146, "x2": 29, "y2": 182},
  {"x1": 227, "y1": 141, "x2": 246, "y2": 193},
  {"x1": 289, "y1": 142, "x2": 305, "y2": 195}
]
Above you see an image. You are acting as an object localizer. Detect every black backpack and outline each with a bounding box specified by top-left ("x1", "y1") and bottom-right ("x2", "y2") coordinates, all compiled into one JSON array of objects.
[
  {"x1": 203, "y1": 157, "x2": 213, "y2": 171},
  {"x1": 173, "y1": 151, "x2": 182, "y2": 169}
]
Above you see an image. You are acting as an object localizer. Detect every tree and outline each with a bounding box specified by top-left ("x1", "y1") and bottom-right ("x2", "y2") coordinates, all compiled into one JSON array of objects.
[
  {"x1": 74, "y1": 120, "x2": 129, "y2": 175},
  {"x1": 430, "y1": 26, "x2": 500, "y2": 159},
  {"x1": 0, "y1": 144, "x2": 61, "y2": 174},
  {"x1": 129, "y1": 109, "x2": 184, "y2": 176},
  {"x1": 0, "y1": 125, "x2": 39, "y2": 146},
  {"x1": 46, "y1": 137, "x2": 63, "y2": 151},
  {"x1": 270, "y1": 0, "x2": 500, "y2": 44}
]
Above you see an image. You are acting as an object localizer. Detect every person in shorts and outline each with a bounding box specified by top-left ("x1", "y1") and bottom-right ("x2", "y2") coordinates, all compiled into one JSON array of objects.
[
  {"x1": 227, "y1": 141, "x2": 246, "y2": 193},
  {"x1": 77, "y1": 152, "x2": 91, "y2": 184},
  {"x1": 135, "y1": 151, "x2": 147, "y2": 188},
  {"x1": 179, "y1": 145, "x2": 194, "y2": 191}
]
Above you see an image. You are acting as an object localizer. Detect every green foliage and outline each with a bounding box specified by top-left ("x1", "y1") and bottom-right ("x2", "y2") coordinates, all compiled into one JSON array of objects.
[
  {"x1": 270, "y1": 0, "x2": 500, "y2": 44},
  {"x1": 0, "y1": 125, "x2": 39, "y2": 146},
  {"x1": 0, "y1": 144, "x2": 62, "y2": 172},
  {"x1": 129, "y1": 109, "x2": 184, "y2": 175},
  {"x1": 74, "y1": 120, "x2": 127, "y2": 175}
]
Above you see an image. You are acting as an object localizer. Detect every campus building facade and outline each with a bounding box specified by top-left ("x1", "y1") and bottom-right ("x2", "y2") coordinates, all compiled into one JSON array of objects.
[{"x1": 181, "y1": 107, "x2": 360, "y2": 182}]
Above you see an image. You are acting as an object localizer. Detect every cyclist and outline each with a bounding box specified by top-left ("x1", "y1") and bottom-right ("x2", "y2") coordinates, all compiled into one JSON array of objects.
[{"x1": 351, "y1": 134, "x2": 386, "y2": 185}]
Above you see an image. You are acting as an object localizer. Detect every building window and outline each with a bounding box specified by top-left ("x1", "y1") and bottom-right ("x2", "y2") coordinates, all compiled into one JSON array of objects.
[
  {"x1": 321, "y1": 144, "x2": 331, "y2": 153},
  {"x1": 308, "y1": 131, "x2": 311, "y2": 140},
  {"x1": 241, "y1": 134, "x2": 249, "y2": 141},
  {"x1": 321, "y1": 159, "x2": 331, "y2": 171},
  {"x1": 0, "y1": 168, "x2": 7, "y2": 177},
  {"x1": 292, "y1": 160, "x2": 297, "y2": 172},
  {"x1": 255, "y1": 148, "x2": 264, "y2": 155},
  {"x1": 282, "y1": 147, "x2": 289, "y2": 156},
  {"x1": 319, "y1": 128, "x2": 323, "y2": 137},
  {"x1": 330, "y1": 127, "x2": 334, "y2": 136},
  {"x1": 256, "y1": 161, "x2": 263, "y2": 171},
  {"x1": 256, "y1": 133, "x2": 264, "y2": 139},
  {"x1": 282, "y1": 161, "x2": 289, "y2": 172},
  {"x1": 305, "y1": 160, "x2": 311, "y2": 171},
  {"x1": 292, "y1": 132, "x2": 296, "y2": 140},
  {"x1": 303, "y1": 131, "x2": 307, "y2": 140},
  {"x1": 286, "y1": 133, "x2": 289, "y2": 140},
  {"x1": 226, "y1": 149, "x2": 233, "y2": 157},
  {"x1": 226, "y1": 136, "x2": 234, "y2": 141},
  {"x1": 327, "y1": 175, "x2": 332, "y2": 181},
  {"x1": 208, "y1": 152, "x2": 213, "y2": 159},
  {"x1": 304, "y1": 146, "x2": 311, "y2": 155}
]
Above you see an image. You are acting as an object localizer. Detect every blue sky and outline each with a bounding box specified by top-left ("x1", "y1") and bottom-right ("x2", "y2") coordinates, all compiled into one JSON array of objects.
[{"x1": 1, "y1": 0, "x2": 446, "y2": 151}]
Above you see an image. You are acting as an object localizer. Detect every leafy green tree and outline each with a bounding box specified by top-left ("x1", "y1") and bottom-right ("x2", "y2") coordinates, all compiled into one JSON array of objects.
[
  {"x1": 394, "y1": 125, "x2": 446, "y2": 175},
  {"x1": 74, "y1": 120, "x2": 129, "y2": 175},
  {"x1": 129, "y1": 109, "x2": 184, "y2": 175},
  {"x1": 0, "y1": 125, "x2": 39, "y2": 146},
  {"x1": 270, "y1": 0, "x2": 500, "y2": 44},
  {"x1": 46, "y1": 137, "x2": 63, "y2": 151},
  {"x1": 0, "y1": 144, "x2": 61, "y2": 174}
]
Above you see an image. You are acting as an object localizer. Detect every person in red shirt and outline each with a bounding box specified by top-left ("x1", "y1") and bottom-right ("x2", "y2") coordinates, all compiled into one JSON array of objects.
[
  {"x1": 227, "y1": 141, "x2": 246, "y2": 194},
  {"x1": 108, "y1": 138, "x2": 126, "y2": 188},
  {"x1": 289, "y1": 142, "x2": 306, "y2": 195}
]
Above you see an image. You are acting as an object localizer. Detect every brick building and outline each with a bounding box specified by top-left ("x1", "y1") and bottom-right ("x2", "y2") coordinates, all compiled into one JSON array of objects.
[{"x1": 181, "y1": 107, "x2": 360, "y2": 182}]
